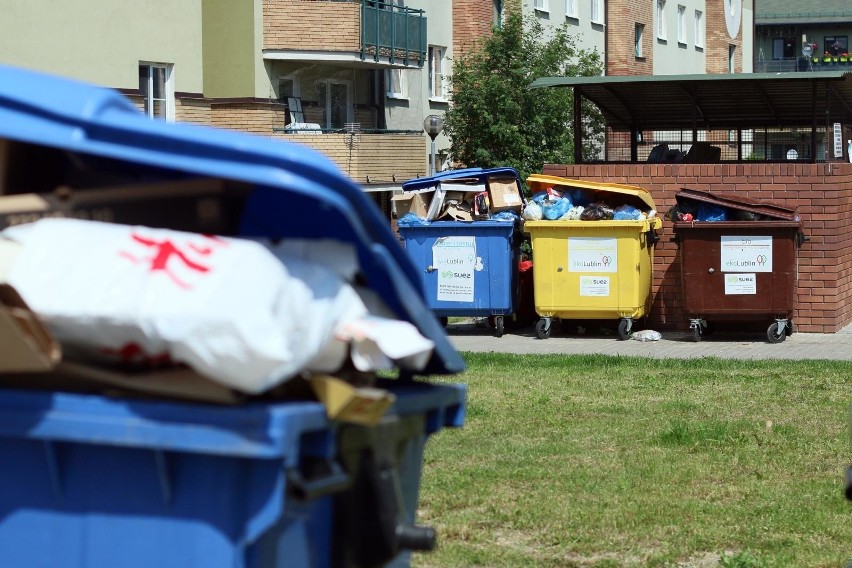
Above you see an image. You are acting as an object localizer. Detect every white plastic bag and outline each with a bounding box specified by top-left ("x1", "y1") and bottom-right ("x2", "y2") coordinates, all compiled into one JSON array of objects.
[
  {"x1": 0, "y1": 219, "x2": 434, "y2": 393},
  {"x1": 631, "y1": 329, "x2": 662, "y2": 342}
]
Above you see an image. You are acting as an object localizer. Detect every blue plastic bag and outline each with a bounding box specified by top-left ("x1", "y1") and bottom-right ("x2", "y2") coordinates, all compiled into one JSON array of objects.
[
  {"x1": 613, "y1": 204, "x2": 642, "y2": 220},
  {"x1": 542, "y1": 197, "x2": 572, "y2": 220},
  {"x1": 696, "y1": 203, "x2": 728, "y2": 222},
  {"x1": 491, "y1": 211, "x2": 520, "y2": 222},
  {"x1": 397, "y1": 212, "x2": 430, "y2": 226}
]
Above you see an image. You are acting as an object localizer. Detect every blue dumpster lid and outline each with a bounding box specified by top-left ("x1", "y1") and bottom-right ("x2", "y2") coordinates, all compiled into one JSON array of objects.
[
  {"x1": 401, "y1": 167, "x2": 522, "y2": 192},
  {"x1": 0, "y1": 65, "x2": 464, "y2": 375}
]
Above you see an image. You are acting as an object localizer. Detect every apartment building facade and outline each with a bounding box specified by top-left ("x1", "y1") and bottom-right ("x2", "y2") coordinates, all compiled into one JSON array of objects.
[
  {"x1": 0, "y1": 0, "x2": 460, "y2": 213},
  {"x1": 753, "y1": 0, "x2": 852, "y2": 73}
]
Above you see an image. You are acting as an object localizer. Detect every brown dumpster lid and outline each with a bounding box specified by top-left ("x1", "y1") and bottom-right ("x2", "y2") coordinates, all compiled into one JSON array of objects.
[{"x1": 675, "y1": 188, "x2": 799, "y2": 221}]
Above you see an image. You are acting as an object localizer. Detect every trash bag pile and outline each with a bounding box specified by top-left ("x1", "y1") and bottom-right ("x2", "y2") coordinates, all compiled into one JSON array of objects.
[{"x1": 522, "y1": 184, "x2": 657, "y2": 222}]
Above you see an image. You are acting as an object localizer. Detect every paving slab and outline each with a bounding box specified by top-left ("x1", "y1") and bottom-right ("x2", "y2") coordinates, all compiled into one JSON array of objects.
[{"x1": 446, "y1": 319, "x2": 852, "y2": 361}]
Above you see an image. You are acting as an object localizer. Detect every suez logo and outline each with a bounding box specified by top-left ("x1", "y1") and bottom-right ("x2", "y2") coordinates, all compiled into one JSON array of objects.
[
  {"x1": 726, "y1": 274, "x2": 755, "y2": 283},
  {"x1": 441, "y1": 270, "x2": 471, "y2": 279}
]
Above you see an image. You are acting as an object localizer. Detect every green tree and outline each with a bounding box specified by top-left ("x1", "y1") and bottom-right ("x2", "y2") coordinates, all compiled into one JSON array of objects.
[{"x1": 443, "y1": 10, "x2": 604, "y2": 185}]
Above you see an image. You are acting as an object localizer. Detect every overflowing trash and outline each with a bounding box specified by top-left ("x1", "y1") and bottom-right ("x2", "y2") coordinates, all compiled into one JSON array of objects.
[
  {"x1": 667, "y1": 187, "x2": 801, "y2": 223},
  {"x1": 523, "y1": 175, "x2": 663, "y2": 341},
  {"x1": 395, "y1": 168, "x2": 526, "y2": 225},
  {"x1": 397, "y1": 168, "x2": 527, "y2": 337},
  {"x1": 0, "y1": 218, "x2": 436, "y2": 395},
  {"x1": 522, "y1": 179, "x2": 658, "y2": 222}
]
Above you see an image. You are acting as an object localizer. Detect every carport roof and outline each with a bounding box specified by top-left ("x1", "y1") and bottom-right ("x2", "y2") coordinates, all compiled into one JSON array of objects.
[{"x1": 530, "y1": 71, "x2": 852, "y2": 132}]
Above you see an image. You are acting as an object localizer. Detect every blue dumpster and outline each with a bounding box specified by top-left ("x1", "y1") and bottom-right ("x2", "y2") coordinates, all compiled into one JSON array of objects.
[
  {"x1": 0, "y1": 65, "x2": 467, "y2": 567},
  {"x1": 398, "y1": 168, "x2": 525, "y2": 337}
]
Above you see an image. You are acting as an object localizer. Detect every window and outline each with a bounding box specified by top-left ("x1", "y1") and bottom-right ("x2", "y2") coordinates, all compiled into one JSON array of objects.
[
  {"x1": 635, "y1": 23, "x2": 644, "y2": 57},
  {"x1": 138, "y1": 63, "x2": 173, "y2": 121},
  {"x1": 590, "y1": 0, "x2": 603, "y2": 25},
  {"x1": 694, "y1": 10, "x2": 704, "y2": 48},
  {"x1": 278, "y1": 77, "x2": 296, "y2": 101},
  {"x1": 656, "y1": 0, "x2": 667, "y2": 41},
  {"x1": 729, "y1": 45, "x2": 736, "y2": 73},
  {"x1": 534, "y1": 0, "x2": 549, "y2": 12},
  {"x1": 565, "y1": 0, "x2": 578, "y2": 19},
  {"x1": 771, "y1": 38, "x2": 796, "y2": 59},
  {"x1": 314, "y1": 80, "x2": 352, "y2": 129},
  {"x1": 824, "y1": 36, "x2": 849, "y2": 57},
  {"x1": 677, "y1": 5, "x2": 686, "y2": 44},
  {"x1": 386, "y1": 68, "x2": 407, "y2": 99},
  {"x1": 428, "y1": 46, "x2": 447, "y2": 100}
]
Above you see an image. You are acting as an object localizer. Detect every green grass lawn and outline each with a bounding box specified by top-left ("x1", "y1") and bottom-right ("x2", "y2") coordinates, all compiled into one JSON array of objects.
[{"x1": 413, "y1": 353, "x2": 852, "y2": 568}]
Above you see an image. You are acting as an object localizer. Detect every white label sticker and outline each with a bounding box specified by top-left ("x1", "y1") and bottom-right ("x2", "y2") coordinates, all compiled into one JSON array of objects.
[
  {"x1": 720, "y1": 235, "x2": 772, "y2": 272},
  {"x1": 724, "y1": 273, "x2": 757, "y2": 295},
  {"x1": 568, "y1": 237, "x2": 618, "y2": 273},
  {"x1": 580, "y1": 275, "x2": 610, "y2": 296},
  {"x1": 503, "y1": 193, "x2": 521, "y2": 204},
  {"x1": 432, "y1": 236, "x2": 476, "y2": 302}
]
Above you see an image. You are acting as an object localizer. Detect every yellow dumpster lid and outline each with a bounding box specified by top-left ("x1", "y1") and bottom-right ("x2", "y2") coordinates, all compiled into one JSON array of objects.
[{"x1": 526, "y1": 174, "x2": 657, "y2": 212}]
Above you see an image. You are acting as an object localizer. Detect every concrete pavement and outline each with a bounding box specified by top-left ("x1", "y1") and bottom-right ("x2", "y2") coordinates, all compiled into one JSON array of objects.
[{"x1": 446, "y1": 318, "x2": 852, "y2": 361}]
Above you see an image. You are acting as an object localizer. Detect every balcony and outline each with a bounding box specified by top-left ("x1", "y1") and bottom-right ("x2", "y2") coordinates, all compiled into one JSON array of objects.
[
  {"x1": 263, "y1": 0, "x2": 426, "y2": 67},
  {"x1": 754, "y1": 56, "x2": 852, "y2": 73}
]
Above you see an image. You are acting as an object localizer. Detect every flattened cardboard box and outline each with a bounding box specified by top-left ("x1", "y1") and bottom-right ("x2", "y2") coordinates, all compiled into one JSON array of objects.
[
  {"x1": 0, "y1": 284, "x2": 60, "y2": 372},
  {"x1": 487, "y1": 176, "x2": 524, "y2": 213},
  {"x1": 392, "y1": 191, "x2": 430, "y2": 218},
  {"x1": 309, "y1": 374, "x2": 395, "y2": 426}
]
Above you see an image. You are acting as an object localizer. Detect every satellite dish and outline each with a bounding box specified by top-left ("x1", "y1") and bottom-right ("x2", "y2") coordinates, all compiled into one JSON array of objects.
[
  {"x1": 787, "y1": 149, "x2": 798, "y2": 160},
  {"x1": 725, "y1": 0, "x2": 742, "y2": 40},
  {"x1": 803, "y1": 43, "x2": 813, "y2": 58}
]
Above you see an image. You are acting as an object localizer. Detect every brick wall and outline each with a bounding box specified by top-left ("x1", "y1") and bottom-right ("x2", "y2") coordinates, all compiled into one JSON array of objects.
[
  {"x1": 607, "y1": 0, "x2": 653, "y2": 76},
  {"x1": 263, "y1": 0, "x2": 360, "y2": 52},
  {"x1": 705, "y1": 5, "x2": 742, "y2": 73},
  {"x1": 176, "y1": 99, "x2": 212, "y2": 126},
  {"x1": 452, "y1": 0, "x2": 497, "y2": 64},
  {"x1": 208, "y1": 102, "x2": 287, "y2": 135},
  {"x1": 273, "y1": 132, "x2": 427, "y2": 183},
  {"x1": 541, "y1": 162, "x2": 852, "y2": 333}
]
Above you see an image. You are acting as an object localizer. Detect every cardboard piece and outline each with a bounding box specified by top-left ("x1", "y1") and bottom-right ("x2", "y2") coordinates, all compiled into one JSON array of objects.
[
  {"x1": 487, "y1": 176, "x2": 524, "y2": 213},
  {"x1": 0, "y1": 284, "x2": 60, "y2": 372},
  {"x1": 392, "y1": 191, "x2": 430, "y2": 218},
  {"x1": 0, "y1": 178, "x2": 251, "y2": 234},
  {"x1": 309, "y1": 374, "x2": 395, "y2": 425}
]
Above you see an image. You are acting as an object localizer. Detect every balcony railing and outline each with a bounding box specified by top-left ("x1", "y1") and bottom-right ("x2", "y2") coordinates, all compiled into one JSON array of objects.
[
  {"x1": 361, "y1": 0, "x2": 426, "y2": 66},
  {"x1": 754, "y1": 57, "x2": 852, "y2": 73}
]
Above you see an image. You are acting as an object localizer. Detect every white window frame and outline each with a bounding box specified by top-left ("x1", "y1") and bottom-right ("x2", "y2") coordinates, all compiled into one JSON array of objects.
[
  {"x1": 729, "y1": 45, "x2": 736, "y2": 73},
  {"x1": 656, "y1": 0, "x2": 667, "y2": 41},
  {"x1": 534, "y1": 0, "x2": 549, "y2": 13},
  {"x1": 428, "y1": 46, "x2": 447, "y2": 101},
  {"x1": 386, "y1": 68, "x2": 408, "y2": 99},
  {"x1": 694, "y1": 10, "x2": 704, "y2": 48},
  {"x1": 315, "y1": 79, "x2": 353, "y2": 130},
  {"x1": 590, "y1": 0, "x2": 603, "y2": 25},
  {"x1": 138, "y1": 62, "x2": 174, "y2": 122},
  {"x1": 635, "y1": 23, "x2": 644, "y2": 57},
  {"x1": 677, "y1": 5, "x2": 686, "y2": 44},
  {"x1": 565, "y1": 0, "x2": 578, "y2": 19}
]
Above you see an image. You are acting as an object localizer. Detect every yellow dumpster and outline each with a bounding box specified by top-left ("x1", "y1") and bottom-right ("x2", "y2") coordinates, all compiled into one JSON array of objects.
[{"x1": 524, "y1": 175, "x2": 662, "y2": 340}]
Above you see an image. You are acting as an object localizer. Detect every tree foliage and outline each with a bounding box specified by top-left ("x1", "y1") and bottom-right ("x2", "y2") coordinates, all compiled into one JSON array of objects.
[{"x1": 443, "y1": 11, "x2": 604, "y2": 184}]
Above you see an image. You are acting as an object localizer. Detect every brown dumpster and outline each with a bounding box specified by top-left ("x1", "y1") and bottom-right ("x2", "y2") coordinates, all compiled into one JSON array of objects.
[{"x1": 671, "y1": 188, "x2": 806, "y2": 343}]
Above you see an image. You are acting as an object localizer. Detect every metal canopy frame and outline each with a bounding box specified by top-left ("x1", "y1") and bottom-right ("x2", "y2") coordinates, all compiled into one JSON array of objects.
[{"x1": 531, "y1": 71, "x2": 852, "y2": 163}]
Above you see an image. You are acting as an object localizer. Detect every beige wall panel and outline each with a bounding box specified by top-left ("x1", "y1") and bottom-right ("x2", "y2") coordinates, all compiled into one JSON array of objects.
[{"x1": 0, "y1": 0, "x2": 204, "y2": 92}]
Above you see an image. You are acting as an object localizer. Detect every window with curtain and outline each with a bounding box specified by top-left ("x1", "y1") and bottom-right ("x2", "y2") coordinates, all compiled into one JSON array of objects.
[{"x1": 656, "y1": 0, "x2": 667, "y2": 40}]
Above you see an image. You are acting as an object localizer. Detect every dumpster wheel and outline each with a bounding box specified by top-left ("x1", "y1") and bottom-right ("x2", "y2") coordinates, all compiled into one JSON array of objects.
[
  {"x1": 767, "y1": 321, "x2": 788, "y2": 344},
  {"x1": 617, "y1": 318, "x2": 633, "y2": 341},
  {"x1": 494, "y1": 316, "x2": 505, "y2": 338},
  {"x1": 536, "y1": 318, "x2": 552, "y2": 339}
]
